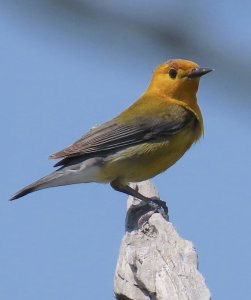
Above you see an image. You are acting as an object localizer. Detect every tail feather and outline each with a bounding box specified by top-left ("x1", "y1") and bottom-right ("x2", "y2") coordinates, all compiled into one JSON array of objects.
[
  {"x1": 10, "y1": 171, "x2": 65, "y2": 201},
  {"x1": 10, "y1": 157, "x2": 103, "y2": 200},
  {"x1": 10, "y1": 185, "x2": 42, "y2": 200}
]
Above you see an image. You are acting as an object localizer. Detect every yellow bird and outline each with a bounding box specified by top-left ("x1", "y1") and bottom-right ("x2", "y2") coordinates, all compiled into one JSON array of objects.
[{"x1": 10, "y1": 59, "x2": 212, "y2": 201}]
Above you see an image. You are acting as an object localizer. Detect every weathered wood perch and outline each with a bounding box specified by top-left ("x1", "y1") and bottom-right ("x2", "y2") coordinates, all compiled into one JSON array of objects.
[{"x1": 114, "y1": 180, "x2": 211, "y2": 300}]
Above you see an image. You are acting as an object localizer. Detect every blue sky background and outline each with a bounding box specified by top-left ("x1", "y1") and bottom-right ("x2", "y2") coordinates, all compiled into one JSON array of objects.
[{"x1": 1, "y1": 1, "x2": 251, "y2": 299}]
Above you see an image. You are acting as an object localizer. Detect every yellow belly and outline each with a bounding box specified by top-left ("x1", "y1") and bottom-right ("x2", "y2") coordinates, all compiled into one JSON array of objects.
[{"x1": 95, "y1": 126, "x2": 199, "y2": 184}]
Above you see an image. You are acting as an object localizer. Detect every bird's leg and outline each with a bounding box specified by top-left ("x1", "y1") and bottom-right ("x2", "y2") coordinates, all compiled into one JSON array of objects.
[
  {"x1": 111, "y1": 179, "x2": 154, "y2": 202},
  {"x1": 110, "y1": 179, "x2": 168, "y2": 216}
]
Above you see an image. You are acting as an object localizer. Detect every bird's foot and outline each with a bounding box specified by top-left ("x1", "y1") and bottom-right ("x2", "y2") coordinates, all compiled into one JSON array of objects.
[{"x1": 111, "y1": 180, "x2": 169, "y2": 223}]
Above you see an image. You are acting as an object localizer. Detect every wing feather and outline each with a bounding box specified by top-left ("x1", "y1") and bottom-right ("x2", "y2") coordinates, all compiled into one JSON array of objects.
[{"x1": 49, "y1": 104, "x2": 197, "y2": 167}]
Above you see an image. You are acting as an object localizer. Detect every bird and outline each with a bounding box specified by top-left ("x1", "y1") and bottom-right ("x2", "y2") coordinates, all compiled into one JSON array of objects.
[{"x1": 10, "y1": 59, "x2": 213, "y2": 202}]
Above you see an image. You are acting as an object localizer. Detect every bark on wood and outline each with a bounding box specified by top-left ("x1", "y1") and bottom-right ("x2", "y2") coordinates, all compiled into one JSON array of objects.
[{"x1": 114, "y1": 180, "x2": 211, "y2": 300}]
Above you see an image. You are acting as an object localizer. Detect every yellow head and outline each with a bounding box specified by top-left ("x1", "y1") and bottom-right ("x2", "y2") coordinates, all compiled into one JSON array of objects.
[{"x1": 147, "y1": 59, "x2": 212, "y2": 104}]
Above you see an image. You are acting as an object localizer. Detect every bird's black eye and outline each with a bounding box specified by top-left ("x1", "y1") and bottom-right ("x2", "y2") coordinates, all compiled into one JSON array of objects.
[{"x1": 168, "y1": 68, "x2": 177, "y2": 79}]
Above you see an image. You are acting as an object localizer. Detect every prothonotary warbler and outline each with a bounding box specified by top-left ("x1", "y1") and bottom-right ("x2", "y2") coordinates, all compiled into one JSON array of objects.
[{"x1": 10, "y1": 59, "x2": 213, "y2": 202}]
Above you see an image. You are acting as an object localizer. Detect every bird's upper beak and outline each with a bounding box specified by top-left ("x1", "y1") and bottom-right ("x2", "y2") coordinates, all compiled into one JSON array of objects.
[{"x1": 186, "y1": 67, "x2": 213, "y2": 78}]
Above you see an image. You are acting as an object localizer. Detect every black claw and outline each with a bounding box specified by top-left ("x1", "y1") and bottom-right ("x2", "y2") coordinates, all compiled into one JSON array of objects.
[{"x1": 150, "y1": 198, "x2": 168, "y2": 216}]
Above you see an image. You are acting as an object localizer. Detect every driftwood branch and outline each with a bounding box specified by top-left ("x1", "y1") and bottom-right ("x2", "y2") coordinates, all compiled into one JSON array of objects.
[{"x1": 114, "y1": 180, "x2": 211, "y2": 300}]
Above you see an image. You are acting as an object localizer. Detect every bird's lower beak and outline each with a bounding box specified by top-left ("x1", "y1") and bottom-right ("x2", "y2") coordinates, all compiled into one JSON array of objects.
[{"x1": 187, "y1": 67, "x2": 213, "y2": 78}]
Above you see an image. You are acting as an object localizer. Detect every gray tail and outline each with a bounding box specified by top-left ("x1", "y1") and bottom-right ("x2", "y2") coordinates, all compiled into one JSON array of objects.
[{"x1": 10, "y1": 171, "x2": 65, "y2": 201}]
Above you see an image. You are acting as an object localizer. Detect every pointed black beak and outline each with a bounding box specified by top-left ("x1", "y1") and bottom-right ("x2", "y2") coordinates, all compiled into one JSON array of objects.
[{"x1": 187, "y1": 67, "x2": 213, "y2": 78}]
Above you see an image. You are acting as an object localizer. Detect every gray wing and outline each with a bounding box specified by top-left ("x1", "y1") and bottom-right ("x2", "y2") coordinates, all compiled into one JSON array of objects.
[{"x1": 49, "y1": 105, "x2": 197, "y2": 167}]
